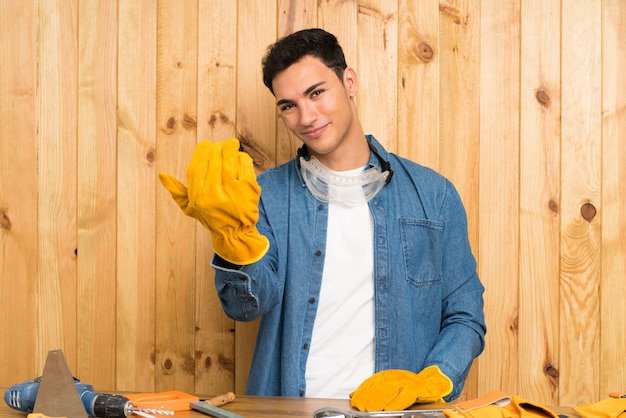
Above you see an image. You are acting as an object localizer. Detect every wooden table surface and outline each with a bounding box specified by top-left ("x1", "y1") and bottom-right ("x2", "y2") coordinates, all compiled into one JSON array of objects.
[{"x1": 0, "y1": 391, "x2": 576, "y2": 418}]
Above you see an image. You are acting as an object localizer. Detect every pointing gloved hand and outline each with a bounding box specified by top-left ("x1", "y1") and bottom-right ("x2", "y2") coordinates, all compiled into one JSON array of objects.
[
  {"x1": 350, "y1": 365, "x2": 453, "y2": 412},
  {"x1": 159, "y1": 138, "x2": 269, "y2": 265}
]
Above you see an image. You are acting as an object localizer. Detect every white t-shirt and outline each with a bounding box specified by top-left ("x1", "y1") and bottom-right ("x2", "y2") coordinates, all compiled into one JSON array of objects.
[{"x1": 304, "y1": 193, "x2": 376, "y2": 398}]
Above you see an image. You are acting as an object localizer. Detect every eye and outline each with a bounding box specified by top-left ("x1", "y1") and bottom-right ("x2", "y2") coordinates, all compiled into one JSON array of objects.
[
  {"x1": 311, "y1": 89, "x2": 324, "y2": 98},
  {"x1": 279, "y1": 103, "x2": 295, "y2": 112}
]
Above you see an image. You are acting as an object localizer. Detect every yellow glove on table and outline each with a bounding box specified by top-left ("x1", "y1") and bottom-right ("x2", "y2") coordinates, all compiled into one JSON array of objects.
[
  {"x1": 575, "y1": 398, "x2": 626, "y2": 418},
  {"x1": 444, "y1": 391, "x2": 558, "y2": 418},
  {"x1": 159, "y1": 138, "x2": 269, "y2": 265},
  {"x1": 349, "y1": 365, "x2": 453, "y2": 412}
]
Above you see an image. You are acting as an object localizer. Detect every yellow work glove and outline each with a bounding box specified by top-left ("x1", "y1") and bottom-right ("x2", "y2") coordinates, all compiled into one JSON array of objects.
[
  {"x1": 159, "y1": 138, "x2": 269, "y2": 265},
  {"x1": 349, "y1": 365, "x2": 453, "y2": 412},
  {"x1": 575, "y1": 398, "x2": 626, "y2": 418},
  {"x1": 444, "y1": 391, "x2": 559, "y2": 418}
]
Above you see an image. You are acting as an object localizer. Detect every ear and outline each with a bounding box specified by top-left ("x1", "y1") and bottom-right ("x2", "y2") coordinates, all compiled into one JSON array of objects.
[{"x1": 343, "y1": 67, "x2": 359, "y2": 97}]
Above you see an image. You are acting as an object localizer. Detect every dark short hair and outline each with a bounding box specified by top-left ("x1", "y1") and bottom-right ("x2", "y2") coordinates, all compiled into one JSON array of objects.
[{"x1": 262, "y1": 28, "x2": 348, "y2": 95}]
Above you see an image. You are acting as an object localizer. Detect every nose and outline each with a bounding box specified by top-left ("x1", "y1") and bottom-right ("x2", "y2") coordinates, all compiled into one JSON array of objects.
[{"x1": 298, "y1": 101, "x2": 317, "y2": 126}]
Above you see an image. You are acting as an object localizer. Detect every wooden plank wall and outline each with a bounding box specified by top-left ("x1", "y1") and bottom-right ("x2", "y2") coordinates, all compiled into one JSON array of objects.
[{"x1": 1, "y1": 0, "x2": 625, "y2": 406}]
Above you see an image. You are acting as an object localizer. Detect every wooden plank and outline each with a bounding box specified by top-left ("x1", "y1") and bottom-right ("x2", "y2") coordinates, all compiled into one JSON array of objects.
[
  {"x1": 116, "y1": 0, "x2": 157, "y2": 392},
  {"x1": 76, "y1": 0, "x2": 118, "y2": 389},
  {"x1": 275, "y1": 0, "x2": 318, "y2": 165},
  {"x1": 600, "y1": 0, "x2": 626, "y2": 400},
  {"x1": 155, "y1": 0, "x2": 198, "y2": 393},
  {"x1": 518, "y1": 0, "x2": 561, "y2": 405},
  {"x1": 438, "y1": 0, "x2": 482, "y2": 399},
  {"x1": 195, "y1": 0, "x2": 237, "y2": 395},
  {"x1": 318, "y1": 1, "x2": 358, "y2": 69},
  {"x1": 355, "y1": 1, "x2": 398, "y2": 151},
  {"x1": 35, "y1": 0, "x2": 80, "y2": 374},
  {"x1": 559, "y1": 0, "x2": 602, "y2": 405},
  {"x1": 438, "y1": 0, "x2": 481, "y2": 239},
  {"x1": 397, "y1": 0, "x2": 440, "y2": 168},
  {"x1": 0, "y1": 0, "x2": 38, "y2": 386},
  {"x1": 234, "y1": 0, "x2": 277, "y2": 394},
  {"x1": 477, "y1": 0, "x2": 521, "y2": 396}
]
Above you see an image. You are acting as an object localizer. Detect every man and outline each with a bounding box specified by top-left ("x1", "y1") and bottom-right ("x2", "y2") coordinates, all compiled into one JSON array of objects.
[{"x1": 160, "y1": 28, "x2": 486, "y2": 411}]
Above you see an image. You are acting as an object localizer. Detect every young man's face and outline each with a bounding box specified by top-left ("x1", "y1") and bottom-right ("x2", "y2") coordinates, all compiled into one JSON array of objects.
[{"x1": 271, "y1": 55, "x2": 361, "y2": 168}]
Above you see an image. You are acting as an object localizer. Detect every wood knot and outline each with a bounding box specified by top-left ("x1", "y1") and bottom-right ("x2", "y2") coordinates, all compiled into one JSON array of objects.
[
  {"x1": 205, "y1": 356, "x2": 212, "y2": 369},
  {"x1": 182, "y1": 356, "x2": 195, "y2": 375},
  {"x1": 163, "y1": 358, "x2": 173, "y2": 370},
  {"x1": 1, "y1": 211, "x2": 11, "y2": 230},
  {"x1": 544, "y1": 364, "x2": 559, "y2": 379},
  {"x1": 439, "y1": 3, "x2": 462, "y2": 25},
  {"x1": 146, "y1": 149, "x2": 156, "y2": 163},
  {"x1": 182, "y1": 113, "x2": 197, "y2": 130},
  {"x1": 581, "y1": 202, "x2": 596, "y2": 222},
  {"x1": 535, "y1": 89, "x2": 551, "y2": 107},
  {"x1": 208, "y1": 112, "x2": 232, "y2": 128},
  {"x1": 509, "y1": 315, "x2": 519, "y2": 333},
  {"x1": 548, "y1": 199, "x2": 559, "y2": 214},
  {"x1": 416, "y1": 42, "x2": 434, "y2": 62},
  {"x1": 238, "y1": 131, "x2": 270, "y2": 171},
  {"x1": 161, "y1": 116, "x2": 177, "y2": 134},
  {"x1": 218, "y1": 354, "x2": 235, "y2": 373}
]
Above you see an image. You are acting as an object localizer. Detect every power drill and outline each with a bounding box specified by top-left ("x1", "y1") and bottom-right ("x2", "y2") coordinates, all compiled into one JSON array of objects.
[{"x1": 4, "y1": 377, "x2": 173, "y2": 417}]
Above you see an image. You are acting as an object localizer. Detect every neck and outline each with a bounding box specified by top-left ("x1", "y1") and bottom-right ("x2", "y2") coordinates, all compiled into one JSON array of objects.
[{"x1": 313, "y1": 128, "x2": 369, "y2": 171}]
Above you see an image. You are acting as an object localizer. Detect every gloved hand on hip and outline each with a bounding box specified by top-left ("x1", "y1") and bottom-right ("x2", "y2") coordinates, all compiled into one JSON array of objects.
[
  {"x1": 350, "y1": 365, "x2": 453, "y2": 412},
  {"x1": 159, "y1": 138, "x2": 269, "y2": 265}
]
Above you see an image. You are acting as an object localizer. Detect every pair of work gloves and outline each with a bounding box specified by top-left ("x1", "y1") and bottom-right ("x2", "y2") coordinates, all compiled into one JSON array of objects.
[{"x1": 160, "y1": 139, "x2": 454, "y2": 412}]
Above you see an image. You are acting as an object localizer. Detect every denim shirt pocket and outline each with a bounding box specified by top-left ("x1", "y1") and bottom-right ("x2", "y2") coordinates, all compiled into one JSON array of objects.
[{"x1": 400, "y1": 218, "x2": 444, "y2": 287}]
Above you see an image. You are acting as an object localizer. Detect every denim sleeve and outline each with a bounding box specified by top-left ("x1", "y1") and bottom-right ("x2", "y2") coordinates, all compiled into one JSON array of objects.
[
  {"x1": 211, "y1": 254, "x2": 281, "y2": 322},
  {"x1": 425, "y1": 180, "x2": 487, "y2": 400}
]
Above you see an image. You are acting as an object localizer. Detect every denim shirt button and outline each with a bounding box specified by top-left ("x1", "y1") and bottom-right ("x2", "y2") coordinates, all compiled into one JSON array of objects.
[
  {"x1": 308, "y1": 297, "x2": 316, "y2": 304},
  {"x1": 303, "y1": 343, "x2": 309, "y2": 349},
  {"x1": 300, "y1": 390, "x2": 305, "y2": 397},
  {"x1": 314, "y1": 250, "x2": 322, "y2": 256},
  {"x1": 318, "y1": 204, "x2": 325, "y2": 210}
]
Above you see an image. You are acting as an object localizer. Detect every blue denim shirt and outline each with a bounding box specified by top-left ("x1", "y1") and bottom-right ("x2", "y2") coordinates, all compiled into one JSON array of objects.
[{"x1": 211, "y1": 135, "x2": 486, "y2": 400}]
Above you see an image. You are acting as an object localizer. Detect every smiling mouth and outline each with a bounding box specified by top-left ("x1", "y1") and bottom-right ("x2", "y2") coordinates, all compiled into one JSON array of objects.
[{"x1": 302, "y1": 124, "x2": 328, "y2": 138}]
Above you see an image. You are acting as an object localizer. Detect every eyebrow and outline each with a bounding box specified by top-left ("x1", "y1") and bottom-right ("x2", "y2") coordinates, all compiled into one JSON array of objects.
[{"x1": 276, "y1": 81, "x2": 327, "y2": 107}]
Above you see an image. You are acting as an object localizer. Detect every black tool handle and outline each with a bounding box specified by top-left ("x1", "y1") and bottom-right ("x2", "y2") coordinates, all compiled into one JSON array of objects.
[{"x1": 90, "y1": 394, "x2": 131, "y2": 418}]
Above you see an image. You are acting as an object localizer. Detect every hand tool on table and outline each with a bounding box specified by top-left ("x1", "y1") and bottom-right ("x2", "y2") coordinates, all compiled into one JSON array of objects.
[
  {"x1": 4, "y1": 350, "x2": 173, "y2": 418},
  {"x1": 25, "y1": 349, "x2": 87, "y2": 418},
  {"x1": 313, "y1": 406, "x2": 446, "y2": 418},
  {"x1": 126, "y1": 391, "x2": 235, "y2": 412},
  {"x1": 189, "y1": 399, "x2": 243, "y2": 418}
]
